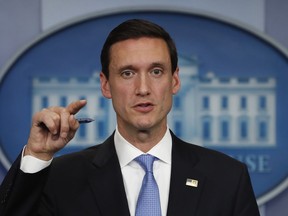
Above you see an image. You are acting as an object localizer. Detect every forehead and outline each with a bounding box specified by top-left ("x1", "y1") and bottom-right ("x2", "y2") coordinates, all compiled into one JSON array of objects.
[{"x1": 110, "y1": 37, "x2": 170, "y2": 61}]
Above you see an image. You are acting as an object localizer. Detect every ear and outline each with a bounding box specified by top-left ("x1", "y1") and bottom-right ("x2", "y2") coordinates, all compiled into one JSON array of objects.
[
  {"x1": 100, "y1": 72, "x2": 112, "y2": 99},
  {"x1": 172, "y1": 67, "x2": 181, "y2": 95}
]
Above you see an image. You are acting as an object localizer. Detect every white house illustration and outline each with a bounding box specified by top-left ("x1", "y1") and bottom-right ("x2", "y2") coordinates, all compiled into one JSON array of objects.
[{"x1": 32, "y1": 56, "x2": 276, "y2": 148}]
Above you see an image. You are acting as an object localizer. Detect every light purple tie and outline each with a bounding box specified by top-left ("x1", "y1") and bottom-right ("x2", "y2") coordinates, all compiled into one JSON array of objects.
[{"x1": 135, "y1": 154, "x2": 162, "y2": 216}]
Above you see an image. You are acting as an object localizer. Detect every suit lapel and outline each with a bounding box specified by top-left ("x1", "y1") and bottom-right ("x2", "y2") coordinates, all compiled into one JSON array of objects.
[
  {"x1": 84, "y1": 132, "x2": 205, "y2": 216},
  {"x1": 87, "y1": 135, "x2": 130, "y2": 216},
  {"x1": 167, "y1": 133, "x2": 206, "y2": 216}
]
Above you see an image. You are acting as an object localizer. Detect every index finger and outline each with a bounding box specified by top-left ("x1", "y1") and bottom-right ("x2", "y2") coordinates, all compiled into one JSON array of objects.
[{"x1": 66, "y1": 100, "x2": 87, "y2": 115}]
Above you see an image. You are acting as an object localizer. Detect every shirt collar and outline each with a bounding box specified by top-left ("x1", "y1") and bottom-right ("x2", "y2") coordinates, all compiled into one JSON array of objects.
[{"x1": 114, "y1": 126, "x2": 172, "y2": 168}]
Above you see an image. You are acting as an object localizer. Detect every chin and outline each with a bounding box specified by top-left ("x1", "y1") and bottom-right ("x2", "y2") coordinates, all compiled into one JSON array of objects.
[{"x1": 134, "y1": 121, "x2": 154, "y2": 130}]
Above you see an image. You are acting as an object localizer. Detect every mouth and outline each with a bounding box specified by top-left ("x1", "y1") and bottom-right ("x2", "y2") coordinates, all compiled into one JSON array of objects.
[{"x1": 133, "y1": 102, "x2": 154, "y2": 112}]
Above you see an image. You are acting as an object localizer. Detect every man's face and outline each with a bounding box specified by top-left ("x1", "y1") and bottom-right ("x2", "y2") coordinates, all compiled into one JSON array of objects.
[{"x1": 100, "y1": 37, "x2": 180, "y2": 134}]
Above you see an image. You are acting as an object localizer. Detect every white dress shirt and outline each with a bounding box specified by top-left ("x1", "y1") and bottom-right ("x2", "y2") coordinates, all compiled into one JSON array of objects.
[
  {"x1": 20, "y1": 146, "x2": 52, "y2": 173},
  {"x1": 114, "y1": 127, "x2": 172, "y2": 216},
  {"x1": 20, "y1": 127, "x2": 172, "y2": 216}
]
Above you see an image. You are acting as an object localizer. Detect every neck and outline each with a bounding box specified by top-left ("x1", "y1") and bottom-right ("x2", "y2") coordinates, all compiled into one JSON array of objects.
[{"x1": 118, "y1": 124, "x2": 167, "y2": 152}]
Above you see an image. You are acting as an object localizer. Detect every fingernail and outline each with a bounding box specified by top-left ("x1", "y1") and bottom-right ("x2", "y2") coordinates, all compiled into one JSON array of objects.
[
  {"x1": 61, "y1": 132, "x2": 67, "y2": 138},
  {"x1": 52, "y1": 134, "x2": 59, "y2": 140}
]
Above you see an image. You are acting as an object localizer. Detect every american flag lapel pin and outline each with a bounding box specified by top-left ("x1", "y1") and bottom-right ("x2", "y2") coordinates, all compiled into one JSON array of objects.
[{"x1": 186, "y1": 178, "x2": 198, "y2": 187}]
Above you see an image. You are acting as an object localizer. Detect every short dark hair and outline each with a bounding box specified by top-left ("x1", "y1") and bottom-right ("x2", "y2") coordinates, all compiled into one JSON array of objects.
[{"x1": 100, "y1": 19, "x2": 178, "y2": 79}]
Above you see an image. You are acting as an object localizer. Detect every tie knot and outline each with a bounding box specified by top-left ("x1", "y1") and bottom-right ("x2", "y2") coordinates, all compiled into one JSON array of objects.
[{"x1": 135, "y1": 154, "x2": 157, "y2": 173}]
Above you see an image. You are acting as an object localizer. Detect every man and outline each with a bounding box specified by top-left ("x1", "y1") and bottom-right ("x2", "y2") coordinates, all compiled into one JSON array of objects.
[{"x1": 0, "y1": 19, "x2": 260, "y2": 215}]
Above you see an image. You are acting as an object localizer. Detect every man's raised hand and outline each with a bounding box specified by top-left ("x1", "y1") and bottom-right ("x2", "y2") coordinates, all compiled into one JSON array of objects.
[{"x1": 25, "y1": 100, "x2": 87, "y2": 160}]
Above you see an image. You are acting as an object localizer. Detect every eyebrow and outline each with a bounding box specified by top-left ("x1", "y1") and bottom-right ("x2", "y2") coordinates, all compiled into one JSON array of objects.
[
  {"x1": 117, "y1": 65, "x2": 135, "y2": 73},
  {"x1": 151, "y1": 62, "x2": 166, "y2": 68},
  {"x1": 117, "y1": 62, "x2": 167, "y2": 72}
]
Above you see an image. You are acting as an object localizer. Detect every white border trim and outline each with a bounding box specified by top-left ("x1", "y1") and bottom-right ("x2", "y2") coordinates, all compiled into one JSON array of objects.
[
  {"x1": 0, "y1": 146, "x2": 11, "y2": 170},
  {"x1": 257, "y1": 177, "x2": 288, "y2": 206}
]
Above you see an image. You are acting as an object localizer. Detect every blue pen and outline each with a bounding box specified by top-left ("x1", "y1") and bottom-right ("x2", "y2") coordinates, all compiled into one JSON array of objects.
[
  {"x1": 37, "y1": 117, "x2": 94, "y2": 129},
  {"x1": 77, "y1": 118, "x2": 95, "y2": 124}
]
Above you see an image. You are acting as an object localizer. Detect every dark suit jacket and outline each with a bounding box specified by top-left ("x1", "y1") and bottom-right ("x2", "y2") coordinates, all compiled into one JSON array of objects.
[{"x1": 0, "y1": 132, "x2": 260, "y2": 216}]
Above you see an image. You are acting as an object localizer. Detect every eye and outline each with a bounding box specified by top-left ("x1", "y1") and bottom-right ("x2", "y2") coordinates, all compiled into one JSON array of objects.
[
  {"x1": 121, "y1": 70, "x2": 134, "y2": 79},
  {"x1": 151, "y1": 68, "x2": 163, "y2": 77}
]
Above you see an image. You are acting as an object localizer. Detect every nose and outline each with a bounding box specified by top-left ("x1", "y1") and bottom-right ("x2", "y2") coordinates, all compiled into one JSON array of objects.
[{"x1": 135, "y1": 73, "x2": 150, "y2": 96}]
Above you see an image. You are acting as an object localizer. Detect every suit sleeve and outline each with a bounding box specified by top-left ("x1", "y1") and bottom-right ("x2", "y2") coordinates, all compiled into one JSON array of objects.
[
  {"x1": 0, "y1": 154, "x2": 50, "y2": 216},
  {"x1": 233, "y1": 164, "x2": 260, "y2": 216}
]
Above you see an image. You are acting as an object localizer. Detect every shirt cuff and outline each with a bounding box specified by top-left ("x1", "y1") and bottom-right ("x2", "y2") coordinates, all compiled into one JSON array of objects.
[{"x1": 20, "y1": 146, "x2": 53, "y2": 173}]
